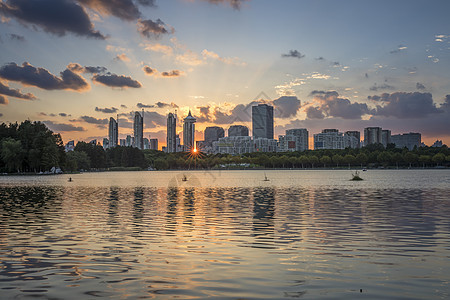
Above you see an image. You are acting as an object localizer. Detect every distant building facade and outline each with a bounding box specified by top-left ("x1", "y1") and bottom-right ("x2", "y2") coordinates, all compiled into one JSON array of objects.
[
  {"x1": 143, "y1": 138, "x2": 149, "y2": 150},
  {"x1": 65, "y1": 140, "x2": 75, "y2": 152},
  {"x1": 228, "y1": 125, "x2": 249, "y2": 137},
  {"x1": 150, "y1": 138, "x2": 158, "y2": 150},
  {"x1": 133, "y1": 111, "x2": 144, "y2": 149},
  {"x1": 364, "y1": 127, "x2": 382, "y2": 146},
  {"x1": 103, "y1": 138, "x2": 109, "y2": 149},
  {"x1": 345, "y1": 131, "x2": 360, "y2": 148},
  {"x1": 119, "y1": 139, "x2": 126, "y2": 146},
  {"x1": 252, "y1": 104, "x2": 274, "y2": 139},
  {"x1": 391, "y1": 132, "x2": 421, "y2": 150},
  {"x1": 183, "y1": 111, "x2": 196, "y2": 151},
  {"x1": 166, "y1": 113, "x2": 177, "y2": 153},
  {"x1": 381, "y1": 129, "x2": 391, "y2": 147},
  {"x1": 204, "y1": 126, "x2": 225, "y2": 146},
  {"x1": 213, "y1": 136, "x2": 254, "y2": 154},
  {"x1": 108, "y1": 117, "x2": 118, "y2": 148},
  {"x1": 432, "y1": 140, "x2": 444, "y2": 147},
  {"x1": 254, "y1": 138, "x2": 277, "y2": 152},
  {"x1": 314, "y1": 129, "x2": 359, "y2": 150}
]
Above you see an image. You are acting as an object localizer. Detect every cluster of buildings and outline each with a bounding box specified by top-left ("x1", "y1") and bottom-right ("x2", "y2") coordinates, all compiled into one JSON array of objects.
[{"x1": 65, "y1": 103, "x2": 426, "y2": 154}]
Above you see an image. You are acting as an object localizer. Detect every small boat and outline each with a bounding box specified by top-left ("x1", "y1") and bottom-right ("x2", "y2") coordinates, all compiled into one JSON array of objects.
[
  {"x1": 263, "y1": 173, "x2": 270, "y2": 181},
  {"x1": 68, "y1": 177, "x2": 73, "y2": 182},
  {"x1": 362, "y1": 169, "x2": 367, "y2": 172},
  {"x1": 182, "y1": 175, "x2": 188, "y2": 182}
]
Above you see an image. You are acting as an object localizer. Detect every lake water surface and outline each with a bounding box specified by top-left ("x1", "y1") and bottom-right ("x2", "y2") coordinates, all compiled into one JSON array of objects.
[{"x1": 1, "y1": 170, "x2": 449, "y2": 299}]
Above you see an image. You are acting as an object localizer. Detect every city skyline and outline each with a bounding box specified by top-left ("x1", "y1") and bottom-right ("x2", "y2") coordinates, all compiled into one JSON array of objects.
[{"x1": 1, "y1": 0, "x2": 449, "y2": 146}]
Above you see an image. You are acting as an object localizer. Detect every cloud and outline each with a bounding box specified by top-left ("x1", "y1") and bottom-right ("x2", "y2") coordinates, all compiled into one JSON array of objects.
[
  {"x1": 370, "y1": 92, "x2": 442, "y2": 119},
  {"x1": 305, "y1": 106, "x2": 325, "y2": 119},
  {"x1": 137, "y1": 18, "x2": 174, "y2": 38},
  {"x1": 0, "y1": 62, "x2": 89, "y2": 91},
  {"x1": 143, "y1": 111, "x2": 166, "y2": 128},
  {"x1": 95, "y1": 106, "x2": 118, "y2": 113},
  {"x1": 275, "y1": 77, "x2": 305, "y2": 97},
  {"x1": 0, "y1": 95, "x2": 8, "y2": 105},
  {"x1": 308, "y1": 91, "x2": 371, "y2": 119},
  {"x1": 120, "y1": 104, "x2": 127, "y2": 108},
  {"x1": 0, "y1": 112, "x2": 3, "y2": 117},
  {"x1": 43, "y1": 120, "x2": 85, "y2": 132},
  {"x1": 84, "y1": 66, "x2": 107, "y2": 74},
  {"x1": 315, "y1": 57, "x2": 325, "y2": 61},
  {"x1": 143, "y1": 65, "x2": 157, "y2": 75},
  {"x1": 142, "y1": 43, "x2": 173, "y2": 55},
  {"x1": 79, "y1": 115, "x2": 108, "y2": 124},
  {"x1": 92, "y1": 73, "x2": 142, "y2": 88},
  {"x1": 59, "y1": 113, "x2": 69, "y2": 117},
  {"x1": 273, "y1": 96, "x2": 301, "y2": 118},
  {"x1": 416, "y1": 82, "x2": 426, "y2": 90},
  {"x1": 161, "y1": 70, "x2": 183, "y2": 77},
  {"x1": 137, "y1": 101, "x2": 178, "y2": 109},
  {"x1": 202, "y1": 0, "x2": 247, "y2": 10},
  {"x1": 201, "y1": 49, "x2": 246, "y2": 66},
  {"x1": 8, "y1": 33, "x2": 25, "y2": 41},
  {"x1": 114, "y1": 53, "x2": 130, "y2": 62},
  {"x1": 68, "y1": 63, "x2": 107, "y2": 74},
  {"x1": 390, "y1": 44, "x2": 407, "y2": 54},
  {"x1": 0, "y1": 0, "x2": 105, "y2": 39},
  {"x1": 77, "y1": 0, "x2": 141, "y2": 21},
  {"x1": 281, "y1": 50, "x2": 305, "y2": 59},
  {"x1": 0, "y1": 81, "x2": 36, "y2": 100},
  {"x1": 369, "y1": 83, "x2": 395, "y2": 91}
]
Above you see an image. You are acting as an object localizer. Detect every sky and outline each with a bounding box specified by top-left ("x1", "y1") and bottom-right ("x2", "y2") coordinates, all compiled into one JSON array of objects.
[{"x1": 1, "y1": 0, "x2": 449, "y2": 148}]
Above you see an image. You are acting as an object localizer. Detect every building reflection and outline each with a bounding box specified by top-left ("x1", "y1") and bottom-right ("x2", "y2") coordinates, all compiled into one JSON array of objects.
[
  {"x1": 107, "y1": 187, "x2": 119, "y2": 225},
  {"x1": 252, "y1": 187, "x2": 275, "y2": 238}
]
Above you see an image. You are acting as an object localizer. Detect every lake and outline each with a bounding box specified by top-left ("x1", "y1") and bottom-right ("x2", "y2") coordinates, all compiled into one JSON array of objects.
[{"x1": 0, "y1": 170, "x2": 449, "y2": 299}]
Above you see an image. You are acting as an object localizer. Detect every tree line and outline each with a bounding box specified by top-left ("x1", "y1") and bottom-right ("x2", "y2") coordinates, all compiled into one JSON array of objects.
[{"x1": 1, "y1": 121, "x2": 449, "y2": 173}]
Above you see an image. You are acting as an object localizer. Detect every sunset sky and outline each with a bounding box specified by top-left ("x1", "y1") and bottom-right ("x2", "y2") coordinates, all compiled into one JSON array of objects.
[{"x1": 1, "y1": 0, "x2": 449, "y2": 148}]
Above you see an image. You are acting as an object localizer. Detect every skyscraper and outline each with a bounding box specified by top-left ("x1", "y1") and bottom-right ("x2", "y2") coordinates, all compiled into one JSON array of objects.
[
  {"x1": 285, "y1": 128, "x2": 309, "y2": 151},
  {"x1": 228, "y1": 125, "x2": 249, "y2": 137},
  {"x1": 150, "y1": 138, "x2": 158, "y2": 150},
  {"x1": 183, "y1": 110, "x2": 196, "y2": 151},
  {"x1": 204, "y1": 126, "x2": 225, "y2": 146},
  {"x1": 133, "y1": 110, "x2": 144, "y2": 149},
  {"x1": 345, "y1": 131, "x2": 360, "y2": 148},
  {"x1": 364, "y1": 127, "x2": 382, "y2": 146},
  {"x1": 108, "y1": 117, "x2": 118, "y2": 148},
  {"x1": 252, "y1": 104, "x2": 274, "y2": 139},
  {"x1": 166, "y1": 113, "x2": 177, "y2": 153}
]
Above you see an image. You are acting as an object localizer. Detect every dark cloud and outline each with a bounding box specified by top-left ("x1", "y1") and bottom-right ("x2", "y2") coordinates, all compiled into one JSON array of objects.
[
  {"x1": 0, "y1": 113, "x2": 3, "y2": 117},
  {"x1": 161, "y1": 70, "x2": 181, "y2": 77},
  {"x1": 77, "y1": 0, "x2": 141, "y2": 21},
  {"x1": 68, "y1": 63, "x2": 107, "y2": 74},
  {"x1": 59, "y1": 113, "x2": 69, "y2": 117},
  {"x1": 416, "y1": 82, "x2": 426, "y2": 90},
  {"x1": 442, "y1": 95, "x2": 450, "y2": 111},
  {"x1": 137, "y1": 0, "x2": 156, "y2": 7},
  {"x1": 213, "y1": 100, "x2": 266, "y2": 124},
  {"x1": 369, "y1": 83, "x2": 395, "y2": 91},
  {"x1": 305, "y1": 106, "x2": 325, "y2": 119},
  {"x1": 137, "y1": 101, "x2": 178, "y2": 109},
  {"x1": 0, "y1": 62, "x2": 89, "y2": 91},
  {"x1": 197, "y1": 106, "x2": 212, "y2": 122},
  {"x1": 281, "y1": 50, "x2": 305, "y2": 59},
  {"x1": 117, "y1": 117, "x2": 133, "y2": 129},
  {"x1": 332, "y1": 61, "x2": 340, "y2": 66},
  {"x1": 0, "y1": 95, "x2": 8, "y2": 105},
  {"x1": 92, "y1": 73, "x2": 141, "y2": 88},
  {"x1": 365, "y1": 73, "x2": 369, "y2": 79},
  {"x1": 78, "y1": 116, "x2": 108, "y2": 128},
  {"x1": 143, "y1": 66, "x2": 156, "y2": 75},
  {"x1": 143, "y1": 111, "x2": 166, "y2": 128},
  {"x1": 0, "y1": 0, "x2": 105, "y2": 39},
  {"x1": 137, "y1": 18, "x2": 174, "y2": 38},
  {"x1": 203, "y1": 0, "x2": 247, "y2": 10},
  {"x1": 0, "y1": 81, "x2": 36, "y2": 100},
  {"x1": 309, "y1": 91, "x2": 371, "y2": 119},
  {"x1": 8, "y1": 33, "x2": 25, "y2": 41},
  {"x1": 315, "y1": 57, "x2": 325, "y2": 61},
  {"x1": 371, "y1": 92, "x2": 442, "y2": 119},
  {"x1": 273, "y1": 96, "x2": 301, "y2": 118},
  {"x1": 121, "y1": 104, "x2": 127, "y2": 108},
  {"x1": 43, "y1": 120, "x2": 85, "y2": 132},
  {"x1": 95, "y1": 106, "x2": 118, "y2": 113}
]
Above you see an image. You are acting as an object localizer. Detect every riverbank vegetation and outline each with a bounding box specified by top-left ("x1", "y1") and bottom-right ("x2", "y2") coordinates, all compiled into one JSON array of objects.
[{"x1": 1, "y1": 121, "x2": 449, "y2": 173}]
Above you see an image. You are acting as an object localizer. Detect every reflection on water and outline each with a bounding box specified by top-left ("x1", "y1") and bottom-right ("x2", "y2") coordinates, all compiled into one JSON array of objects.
[{"x1": 0, "y1": 171, "x2": 449, "y2": 299}]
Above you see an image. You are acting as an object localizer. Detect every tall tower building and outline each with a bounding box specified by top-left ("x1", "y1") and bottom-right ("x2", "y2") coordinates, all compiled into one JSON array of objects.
[
  {"x1": 183, "y1": 110, "x2": 196, "y2": 151},
  {"x1": 133, "y1": 110, "x2": 144, "y2": 149},
  {"x1": 166, "y1": 112, "x2": 177, "y2": 153},
  {"x1": 108, "y1": 116, "x2": 118, "y2": 148},
  {"x1": 252, "y1": 104, "x2": 274, "y2": 139}
]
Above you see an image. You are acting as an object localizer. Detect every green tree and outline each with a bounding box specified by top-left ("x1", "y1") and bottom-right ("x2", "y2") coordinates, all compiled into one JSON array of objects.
[
  {"x1": 332, "y1": 154, "x2": 343, "y2": 167},
  {"x1": 419, "y1": 155, "x2": 431, "y2": 168},
  {"x1": 356, "y1": 153, "x2": 368, "y2": 168},
  {"x1": 154, "y1": 158, "x2": 169, "y2": 170},
  {"x1": 320, "y1": 155, "x2": 331, "y2": 168},
  {"x1": 343, "y1": 154, "x2": 356, "y2": 168},
  {"x1": 403, "y1": 152, "x2": 418, "y2": 168},
  {"x1": 299, "y1": 155, "x2": 309, "y2": 168},
  {"x1": 432, "y1": 153, "x2": 445, "y2": 166},
  {"x1": 309, "y1": 155, "x2": 319, "y2": 168},
  {"x1": 377, "y1": 151, "x2": 392, "y2": 167},
  {"x1": 1, "y1": 138, "x2": 23, "y2": 172},
  {"x1": 391, "y1": 152, "x2": 403, "y2": 169}
]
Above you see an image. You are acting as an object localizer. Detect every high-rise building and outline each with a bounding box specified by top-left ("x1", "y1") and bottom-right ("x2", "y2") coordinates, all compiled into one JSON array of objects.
[
  {"x1": 166, "y1": 113, "x2": 177, "y2": 153},
  {"x1": 143, "y1": 138, "x2": 149, "y2": 150},
  {"x1": 381, "y1": 129, "x2": 391, "y2": 147},
  {"x1": 183, "y1": 111, "x2": 196, "y2": 151},
  {"x1": 252, "y1": 104, "x2": 274, "y2": 139},
  {"x1": 150, "y1": 138, "x2": 158, "y2": 150},
  {"x1": 364, "y1": 127, "x2": 382, "y2": 146},
  {"x1": 204, "y1": 126, "x2": 225, "y2": 146},
  {"x1": 108, "y1": 117, "x2": 118, "y2": 148},
  {"x1": 126, "y1": 135, "x2": 132, "y2": 147},
  {"x1": 103, "y1": 138, "x2": 109, "y2": 149},
  {"x1": 89, "y1": 139, "x2": 97, "y2": 145},
  {"x1": 345, "y1": 131, "x2": 361, "y2": 148},
  {"x1": 65, "y1": 140, "x2": 75, "y2": 152},
  {"x1": 391, "y1": 132, "x2": 421, "y2": 150},
  {"x1": 176, "y1": 134, "x2": 182, "y2": 152},
  {"x1": 119, "y1": 139, "x2": 126, "y2": 146},
  {"x1": 213, "y1": 136, "x2": 254, "y2": 154},
  {"x1": 286, "y1": 128, "x2": 309, "y2": 151},
  {"x1": 228, "y1": 125, "x2": 249, "y2": 137},
  {"x1": 314, "y1": 129, "x2": 359, "y2": 150},
  {"x1": 133, "y1": 110, "x2": 144, "y2": 149}
]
